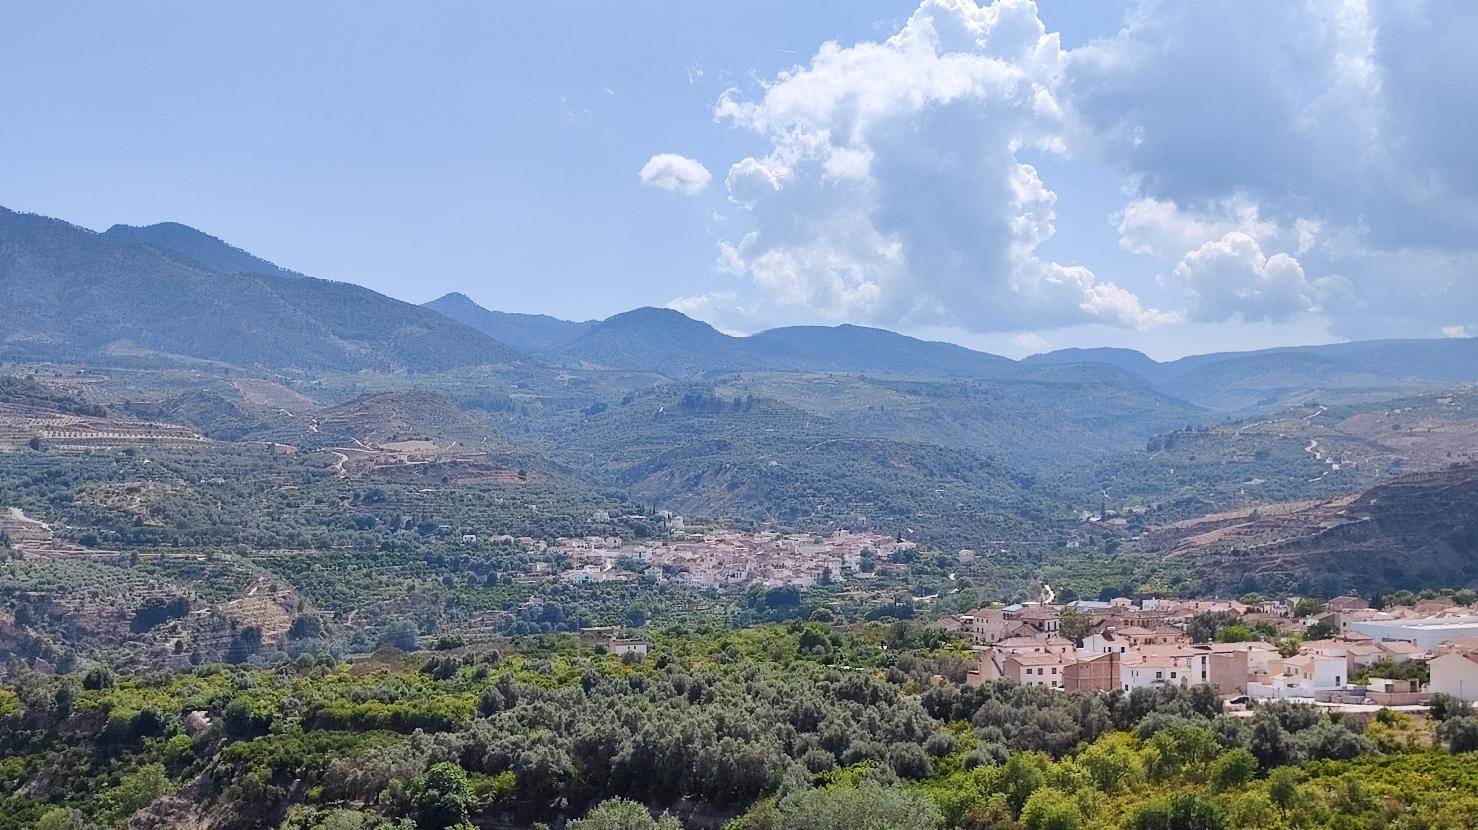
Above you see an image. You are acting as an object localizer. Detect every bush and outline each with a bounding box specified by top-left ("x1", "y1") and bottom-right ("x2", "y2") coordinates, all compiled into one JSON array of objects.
[
  {"x1": 1438, "y1": 715, "x2": 1478, "y2": 753},
  {"x1": 1126, "y1": 793, "x2": 1228, "y2": 830},
  {"x1": 1020, "y1": 787, "x2": 1084, "y2": 830},
  {"x1": 570, "y1": 798, "x2": 682, "y2": 830}
]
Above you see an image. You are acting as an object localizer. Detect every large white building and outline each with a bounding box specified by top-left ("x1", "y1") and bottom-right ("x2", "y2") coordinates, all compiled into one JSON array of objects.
[{"x1": 1346, "y1": 615, "x2": 1478, "y2": 649}]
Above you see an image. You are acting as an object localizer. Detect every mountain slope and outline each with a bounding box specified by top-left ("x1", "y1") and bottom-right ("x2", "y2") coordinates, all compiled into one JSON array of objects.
[
  {"x1": 749, "y1": 324, "x2": 1019, "y2": 377},
  {"x1": 422, "y1": 292, "x2": 594, "y2": 353},
  {"x1": 1148, "y1": 463, "x2": 1478, "y2": 595},
  {"x1": 559, "y1": 307, "x2": 787, "y2": 375},
  {"x1": 0, "y1": 207, "x2": 517, "y2": 371},
  {"x1": 103, "y1": 221, "x2": 305, "y2": 280},
  {"x1": 1023, "y1": 347, "x2": 1167, "y2": 381}
]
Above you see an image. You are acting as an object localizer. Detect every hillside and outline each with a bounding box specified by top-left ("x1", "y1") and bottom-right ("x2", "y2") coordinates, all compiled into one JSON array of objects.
[
  {"x1": 561, "y1": 309, "x2": 1034, "y2": 380},
  {"x1": 1143, "y1": 463, "x2": 1478, "y2": 596},
  {"x1": 748, "y1": 324, "x2": 1019, "y2": 377},
  {"x1": 721, "y1": 370, "x2": 1203, "y2": 473},
  {"x1": 518, "y1": 386, "x2": 1057, "y2": 546},
  {"x1": 103, "y1": 221, "x2": 305, "y2": 280},
  {"x1": 558, "y1": 307, "x2": 785, "y2": 375},
  {"x1": 0, "y1": 207, "x2": 518, "y2": 372},
  {"x1": 1022, "y1": 346, "x2": 1167, "y2": 380},
  {"x1": 314, "y1": 389, "x2": 502, "y2": 447},
  {"x1": 422, "y1": 291, "x2": 596, "y2": 353}
]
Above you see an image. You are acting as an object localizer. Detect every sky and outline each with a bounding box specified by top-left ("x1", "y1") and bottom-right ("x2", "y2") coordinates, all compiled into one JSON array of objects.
[{"x1": 2, "y1": 1, "x2": 1476, "y2": 360}]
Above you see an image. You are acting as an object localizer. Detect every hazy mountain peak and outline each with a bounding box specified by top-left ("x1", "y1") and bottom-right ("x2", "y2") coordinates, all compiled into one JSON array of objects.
[
  {"x1": 104, "y1": 221, "x2": 305, "y2": 280},
  {"x1": 1, "y1": 207, "x2": 516, "y2": 371},
  {"x1": 422, "y1": 292, "x2": 594, "y2": 353}
]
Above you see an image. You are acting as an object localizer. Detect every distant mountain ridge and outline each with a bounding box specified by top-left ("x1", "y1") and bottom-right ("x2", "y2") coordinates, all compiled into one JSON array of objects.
[
  {"x1": 423, "y1": 293, "x2": 1478, "y2": 406},
  {"x1": 422, "y1": 292, "x2": 596, "y2": 353},
  {"x1": 1027, "y1": 340, "x2": 1478, "y2": 410},
  {"x1": 0, "y1": 207, "x2": 518, "y2": 371},
  {"x1": 104, "y1": 221, "x2": 306, "y2": 281},
  {"x1": 8, "y1": 203, "x2": 1478, "y2": 411}
]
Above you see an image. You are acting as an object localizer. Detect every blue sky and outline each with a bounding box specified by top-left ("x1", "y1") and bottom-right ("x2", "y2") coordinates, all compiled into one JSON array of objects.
[{"x1": 3, "y1": 1, "x2": 1476, "y2": 359}]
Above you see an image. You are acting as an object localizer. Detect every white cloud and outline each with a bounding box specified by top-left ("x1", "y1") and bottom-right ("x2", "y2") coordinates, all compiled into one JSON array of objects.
[
  {"x1": 1116, "y1": 196, "x2": 1278, "y2": 261},
  {"x1": 1010, "y1": 332, "x2": 1049, "y2": 353},
  {"x1": 696, "y1": 0, "x2": 1478, "y2": 341},
  {"x1": 1443, "y1": 325, "x2": 1471, "y2": 339},
  {"x1": 667, "y1": 291, "x2": 765, "y2": 335},
  {"x1": 1069, "y1": 0, "x2": 1478, "y2": 337},
  {"x1": 712, "y1": 0, "x2": 1170, "y2": 334},
  {"x1": 639, "y1": 153, "x2": 712, "y2": 195},
  {"x1": 1172, "y1": 232, "x2": 1341, "y2": 324}
]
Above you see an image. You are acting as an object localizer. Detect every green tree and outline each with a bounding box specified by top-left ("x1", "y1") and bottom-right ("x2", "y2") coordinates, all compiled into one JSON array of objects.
[
  {"x1": 1266, "y1": 766, "x2": 1303, "y2": 817},
  {"x1": 773, "y1": 782, "x2": 943, "y2": 830},
  {"x1": 570, "y1": 798, "x2": 682, "y2": 830},
  {"x1": 1438, "y1": 716, "x2": 1478, "y2": 753},
  {"x1": 1127, "y1": 793, "x2": 1228, "y2": 830},
  {"x1": 35, "y1": 808, "x2": 87, "y2": 830},
  {"x1": 410, "y1": 762, "x2": 474, "y2": 830},
  {"x1": 379, "y1": 620, "x2": 420, "y2": 652},
  {"x1": 1209, "y1": 748, "x2": 1257, "y2": 791},
  {"x1": 1020, "y1": 787, "x2": 1084, "y2": 830},
  {"x1": 1213, "y1": 625, "x2": 1253, "y2": 643},
  {"x1": 99, "y1": 763, "x2": 174, "y2": 823},
  {"x1": 1058, "y1": 609, "x2": 1094, "y2": 645}
]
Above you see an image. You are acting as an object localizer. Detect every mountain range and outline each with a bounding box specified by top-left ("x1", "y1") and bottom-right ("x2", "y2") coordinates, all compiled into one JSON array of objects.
[
  {"x1": 5, "y1": 204, "x2": 1478, "y2": 411},
  {"x1": 0, "y1": 207, "x2": 517, "y2": 371}
]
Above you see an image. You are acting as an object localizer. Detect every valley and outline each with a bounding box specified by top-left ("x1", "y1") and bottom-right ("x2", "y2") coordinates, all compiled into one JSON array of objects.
[{"x1": 4, "y1": 206, "x2": 1478, "y2": 830}]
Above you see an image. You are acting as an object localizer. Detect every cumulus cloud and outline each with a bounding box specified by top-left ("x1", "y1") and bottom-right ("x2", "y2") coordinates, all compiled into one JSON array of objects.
[
  {"x1": 711, "y1": 0, "x2": 1170, "y2": 333},
  {"x1": 667, "y1": 291, "x2": 767, "y2": 335},
  {"x1": 692, "y1": 0, "x2": 1478, "y2": 340},
  {"x1": 1116, "y1": 196, "x2": 1278, "y2": 261},
  {"x1": 639, "y1": 153, "x2": 712, "y2": 195},
  {"x1": 1173, "y1": 233, "x2": 1337, "y2": 323},
  {"x1": 1068, "y1": 0, "x2": 1478, "y2": 338}
]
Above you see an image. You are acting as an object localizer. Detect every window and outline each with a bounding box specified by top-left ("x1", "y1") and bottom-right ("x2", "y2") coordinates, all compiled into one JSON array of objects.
[
  {"x1": 1155, "y1": 671, "x2": 1163, "y2": 679},
  {"x1": 1170, "y1": 672, "x2": 1177, "y2": 679}
]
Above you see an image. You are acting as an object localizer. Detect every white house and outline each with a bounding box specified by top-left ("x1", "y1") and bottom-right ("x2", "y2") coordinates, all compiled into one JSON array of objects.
[
  {"x1": 608, "y1": 638, "x2": 649, "y2": 658},
  {"x1": 1429, "y1": 650, "x2": 1478, "y2": 702},
  {"x1": 1121, "y1": 655, "x2": 1191, "y2": 691},
  {"x1": 1248, "y1": 654, "x2": 1345, "y2": 699}
]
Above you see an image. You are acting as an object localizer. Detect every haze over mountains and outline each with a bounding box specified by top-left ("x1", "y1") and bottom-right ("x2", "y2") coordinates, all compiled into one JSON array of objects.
[{"x1": 4, "y1": 204, "x2": 1478, "y2": 413}]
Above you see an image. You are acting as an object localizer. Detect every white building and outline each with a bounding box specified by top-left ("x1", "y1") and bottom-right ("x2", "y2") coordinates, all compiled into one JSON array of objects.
[
  {"x1": 1429, "y1": 650, "x2": 1478, "y2": 702},
  {"x1": 1248, "y1": 654, "x2": 1346, "y2": 699},
  {"x1": 1346, "y1": 615, "x2": 1478, "y2": 649},
  {"x1": 608, "y1": 638, "x2": 649, "y2": 658},
  {"x1": 1121, "y1": 655, "x2": 1192, "y2": 691}
]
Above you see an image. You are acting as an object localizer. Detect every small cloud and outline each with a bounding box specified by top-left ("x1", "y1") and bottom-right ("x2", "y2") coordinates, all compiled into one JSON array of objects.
[
  {"x1": 639, "y1": 153, "x2": 712, "y2": 195},
  {"x1": 1011, "y1": 332, "x2": 1050, "y2": 354},
  {"x1": 1442, "y1": 324, "x2": 1472, "y2": 338},
  {"x1": 686, "y1": 64, "x2": 705, "y2": 85},
  {"x1": 667, "y1": 291, "x2": 765, "y2": 334}
]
